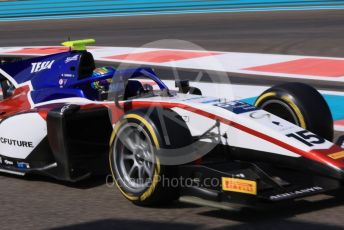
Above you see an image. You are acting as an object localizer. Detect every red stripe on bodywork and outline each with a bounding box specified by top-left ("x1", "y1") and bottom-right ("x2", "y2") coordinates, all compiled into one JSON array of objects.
[
  {"x1": 128, "y1": 100, "x2": 344, "y2": 168},
  {"x1": 37, "y1": 110, "x2": 48, "y2": 120},
  {"x1": 245, "y1": 58, "x2": 344, "y2": 77},
  {"x1": 0, "y1": 86, "x2": 31, "y2": 119}
]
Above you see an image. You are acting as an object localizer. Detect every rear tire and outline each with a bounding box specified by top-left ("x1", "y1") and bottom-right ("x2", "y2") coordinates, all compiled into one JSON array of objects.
[{"x1": 255, "y1": 82, "x2": 333, "y2": 141}]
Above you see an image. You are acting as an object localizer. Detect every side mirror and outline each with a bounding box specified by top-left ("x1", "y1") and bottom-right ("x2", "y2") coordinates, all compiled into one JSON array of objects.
[
  {"x1": 109, "y1": 75, "x2": 126, "y2": 109},
  {"x1": 0, "y1": 79, "x2": 15, "y2": 99},
  {"x1": 175, "y1": 80, "x2": 202, "y2": 95},
  {"x1": 175, "y1": 80, "x2": 190, "y2": 94}
]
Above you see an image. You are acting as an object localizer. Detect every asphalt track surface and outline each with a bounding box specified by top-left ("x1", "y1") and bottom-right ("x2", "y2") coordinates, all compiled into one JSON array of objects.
[{"x1": 0, "y1": 10, "x2": 344, "y2": 230}]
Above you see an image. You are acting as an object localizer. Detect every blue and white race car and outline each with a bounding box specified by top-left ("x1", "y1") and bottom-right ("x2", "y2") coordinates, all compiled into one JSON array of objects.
[{"x1": 0, "y1": 39, "x2": 342, "y2": 207}]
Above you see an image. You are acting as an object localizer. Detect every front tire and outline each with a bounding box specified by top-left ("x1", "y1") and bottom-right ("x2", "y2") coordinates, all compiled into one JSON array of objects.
[
  {"x1": 255, "y1": 82, "x2": 333, "y2": 141},
  {"x1": 109, "y1": 108, "x2": 192, "y2": 206}
]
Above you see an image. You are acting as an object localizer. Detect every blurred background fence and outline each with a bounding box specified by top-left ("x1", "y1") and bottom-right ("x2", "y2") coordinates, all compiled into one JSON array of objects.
[{"x1": 1, "y1": 0, "x2": 344, "y2": 21}]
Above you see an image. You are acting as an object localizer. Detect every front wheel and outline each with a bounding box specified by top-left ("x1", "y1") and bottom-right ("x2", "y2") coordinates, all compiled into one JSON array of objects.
[
  {"x1": 109, "y1": 108, "x2": 192, "y2": 206},
  {"x1": 255, "y1": 82, "x2": 333, "y2": 141}
]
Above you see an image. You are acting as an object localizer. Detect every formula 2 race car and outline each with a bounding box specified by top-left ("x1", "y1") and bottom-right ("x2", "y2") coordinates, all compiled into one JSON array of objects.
[{"x1": 0, "y1": 39, "x2": 343, "y2": 207}]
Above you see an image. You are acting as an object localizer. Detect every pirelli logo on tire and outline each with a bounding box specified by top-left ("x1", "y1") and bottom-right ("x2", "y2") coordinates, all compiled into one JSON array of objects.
[{"x1": 222, "y1": 177, "x2": 257, "y2": 195}]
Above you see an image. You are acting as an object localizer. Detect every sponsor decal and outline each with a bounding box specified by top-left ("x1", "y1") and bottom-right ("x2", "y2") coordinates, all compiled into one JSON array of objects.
[
  {"x1": 222, "y1": 177, "x2": 257, "y2": 195},
  {"x1": 4, "y1": 159, "x2": 14, "y2": 166},
  {"x1": 216, "y1": 101, "x2": 258, "y2": 114},
  {"x1": 61, "y1": 73, "x2": 75, "y2": 78},
  {"x1": 59, "y1": 78, "x2": 68, "y2": 87},
  {"x1": 202, "y1": 99, "x2": 221, "y2": 104},
  {"x1": 270, "y1": 186, "x2": 323, "y2": 201},
  {"x1": 181, "y1": 115, "x2": 189, "y2": 122},
  {"x1": 17, "y1": 162, "x2": 30, "y2": 169},
  {"x1": 0, "y1": 155, "x2": 30, "y2": 169},
  {"x1": 234, "y1": 173, "x2": 246, "y2": 178},
  {"x1": 31, "y1": 60, "x2": 55, "y2": 73},
  {"x1": 328, "y1": 151, "x2": 344, "y2": 160},
  {"x1": 249, "y1": 111, "x2": 293, "y2": 131},
  {"x1": 65, "y1": 54, "x2": 79, "y2": 63},
  {"x1": 0, "y1": 113, "x2": 46, "y2": 159},
  {"x1": 0, "y1": 137, "x2": 34, "y2": 148},
  {"x1": 249, "y1": 111, "x2": 271, "y2": 120},
  {"x1": 182, "y1": 96, "x2": 205, "y2": 101},
  {"x1": 60, "y1": 104, "x2": 79, "y2": 114},
  {"x1": 271, "y1": 121, "x2": 282, "y2": 126}
]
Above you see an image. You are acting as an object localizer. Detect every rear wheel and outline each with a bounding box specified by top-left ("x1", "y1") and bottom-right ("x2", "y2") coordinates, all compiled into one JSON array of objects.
[{"x1": 255, "y1": 82, "x2": 333, "y2": 141}]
